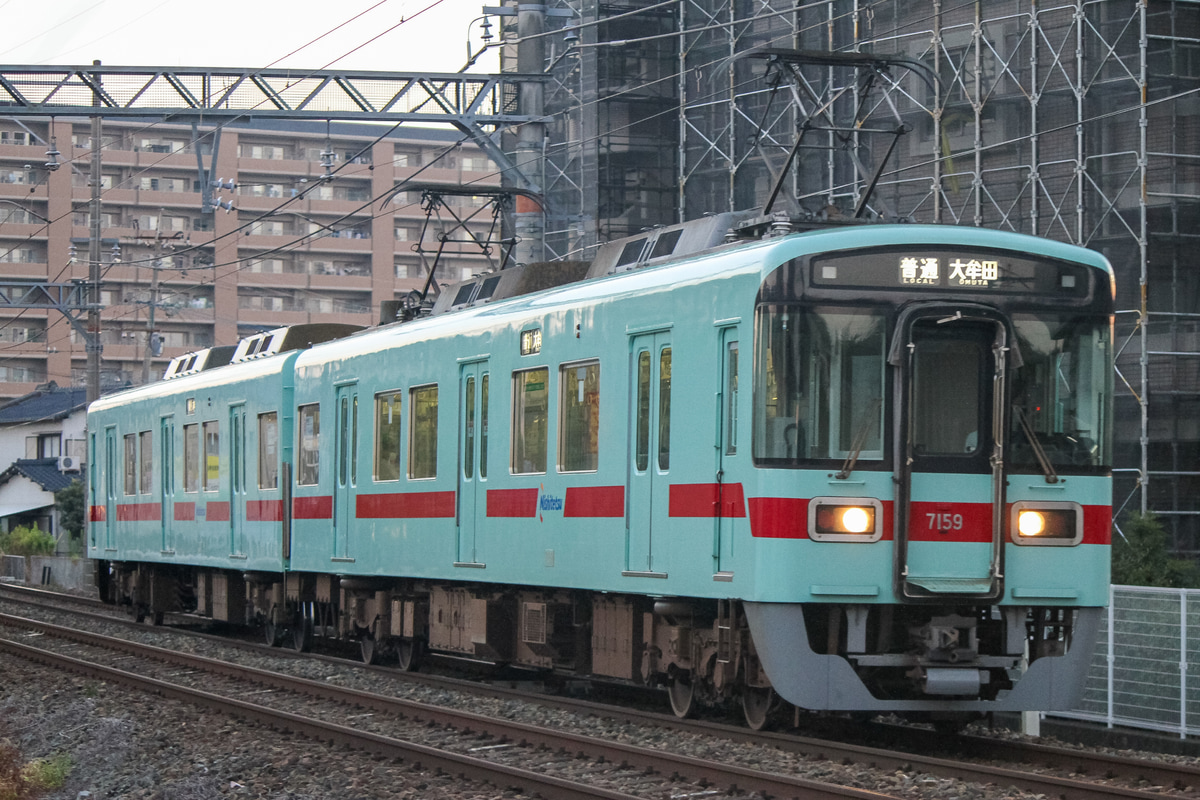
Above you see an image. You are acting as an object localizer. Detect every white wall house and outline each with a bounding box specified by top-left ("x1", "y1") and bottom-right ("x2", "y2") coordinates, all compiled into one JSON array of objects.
[{"x1": 0, "y1": 383, "x2": 87, "y2": 552}]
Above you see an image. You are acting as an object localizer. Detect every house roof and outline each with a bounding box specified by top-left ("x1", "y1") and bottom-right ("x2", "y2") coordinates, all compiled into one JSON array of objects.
[
  {"x1": 0, "y1": 458, "x2": 79, "y2": 493},
  {"x1": 0, "y1": 383, "x2": 87, "y2": 426}
]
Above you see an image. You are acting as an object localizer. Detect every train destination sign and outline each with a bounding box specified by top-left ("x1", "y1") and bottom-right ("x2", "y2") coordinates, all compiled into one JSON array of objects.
[{"x1": 809, "y1": 247, "x2": 1090, "y2": 297}]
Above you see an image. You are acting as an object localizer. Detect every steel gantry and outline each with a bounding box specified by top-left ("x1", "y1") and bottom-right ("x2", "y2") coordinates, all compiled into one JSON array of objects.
[{"x1": 0, "y1": 64, "x2": 546, "y2": 196}]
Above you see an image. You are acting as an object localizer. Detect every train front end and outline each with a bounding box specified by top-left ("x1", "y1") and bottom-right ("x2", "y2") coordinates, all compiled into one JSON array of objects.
[{"x1": 743, "y1": 227, "x2": 1113, "y2": 712}]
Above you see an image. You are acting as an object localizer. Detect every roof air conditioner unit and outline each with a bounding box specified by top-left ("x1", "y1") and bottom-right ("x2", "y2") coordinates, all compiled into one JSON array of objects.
[{"x1": 57, "y1": 455, "x2": 80, "y2": 473}]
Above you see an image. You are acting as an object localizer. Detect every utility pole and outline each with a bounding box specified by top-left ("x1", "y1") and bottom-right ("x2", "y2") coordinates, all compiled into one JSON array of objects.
[
  {"x1": 86, "y1": 60, "x2": 103, "y2": 404},
  {"x1": 514, "y1": 5, "x2": 546, "y2": 265},
  {"x1": 139, "y1": 211, "x2": 169, "y2": 385}
]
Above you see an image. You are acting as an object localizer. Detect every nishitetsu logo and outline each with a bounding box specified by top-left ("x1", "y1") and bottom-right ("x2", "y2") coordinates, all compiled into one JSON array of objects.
[{"x1": 538, "y1": 483, "x2": 564, "y2": 522}]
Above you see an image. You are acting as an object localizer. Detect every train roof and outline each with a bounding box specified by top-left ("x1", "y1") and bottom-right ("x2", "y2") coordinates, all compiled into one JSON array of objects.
[{"x1": 90, "y1": 218, "x2": 1114, "y2": 412}]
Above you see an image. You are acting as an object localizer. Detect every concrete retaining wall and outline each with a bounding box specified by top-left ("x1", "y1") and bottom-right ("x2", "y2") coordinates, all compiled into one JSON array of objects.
[{"x1": 1, "y1": 555, "x2": 97, "y2": 596}]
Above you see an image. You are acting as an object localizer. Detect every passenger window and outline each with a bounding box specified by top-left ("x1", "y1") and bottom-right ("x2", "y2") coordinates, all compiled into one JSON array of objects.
[
  {"x1": 512, "y1": 368, "x2": 548, "y2": 474},
  {"x1": 258, "y1": 412, "x2": 278, "y2": 489},
  {"x1": 658, "y1": 348, "x2": 671, "y2": 470},
  {"x1": 409, "y1": 385, "x2": 438, "y2": 479},
  {"x1": 183, "y1": 424, "x2": 199, "y2": 492},
  {"x1": 558, "y1": 361, "x2": 599, "y2": 472},
  {"x1": 139, "y1": 431, "x2": 153, "y2": 494},
  {"x1": 123, "y1": 434, "x2": 137, "y2": 495},
  {"x1": 464, "y1": 377, "x2": 476, "y2": 479},
  {"x1": 203, "y1": 421, "x2": 220, "y2": 491},
  {"x1": 298, "y1": 404, "x2": 320, "y2": 486},
  {"x1": 374, "y1": 391, "x2": 402, "y2": 481},
  {"x1": 725, "y1": 341, "x2": 738, "y2": 456},
  {"x1": 480, "y1": 375, "x2": 489, "y2": 479},
  {"x1": 635, "y1": 352, "x2": 650, "y2": 471}
]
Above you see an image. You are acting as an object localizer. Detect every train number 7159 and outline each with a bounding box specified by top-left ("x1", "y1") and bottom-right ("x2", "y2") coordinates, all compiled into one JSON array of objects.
[{"x1": 927, "y1": 512, "x2": 964, "y2": 531}]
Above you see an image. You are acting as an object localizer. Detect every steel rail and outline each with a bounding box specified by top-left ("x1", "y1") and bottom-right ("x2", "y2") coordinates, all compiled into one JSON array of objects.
[
  {"x1": 0, "y1": 613, "x2": 896, "y2": 800},
  {"x1": 3, "y1": 587, "x2": 1193, "y2": 799},
  {"x1": 0, "y1": 635, "x2": 644, "y2": 800}
]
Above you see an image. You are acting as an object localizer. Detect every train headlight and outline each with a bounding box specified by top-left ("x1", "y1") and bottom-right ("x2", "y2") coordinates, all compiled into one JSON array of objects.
[
  {"x1": 1010, "y1": 501, "x2": 1083, "y2": 546},
  {"x1": 809, "y1": 497, "x2": 883, "y2": 542},
  {"x1": 1017, "y1": 510, "x2": 1045, "y2": 536}
]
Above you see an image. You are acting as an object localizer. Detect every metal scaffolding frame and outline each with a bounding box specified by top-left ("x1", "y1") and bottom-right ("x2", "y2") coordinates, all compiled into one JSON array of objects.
[{"x1": 532, "y1": 0, "x2": 1200, "y2": 552}]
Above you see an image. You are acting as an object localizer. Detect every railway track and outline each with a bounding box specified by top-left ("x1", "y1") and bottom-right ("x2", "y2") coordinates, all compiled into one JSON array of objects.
[
  {"x1": 0, "y1": 612, "x2": 894, "y2": 800},
  {"x1": 2, "y1": 584, "x2": 1197, "y2": 799}
]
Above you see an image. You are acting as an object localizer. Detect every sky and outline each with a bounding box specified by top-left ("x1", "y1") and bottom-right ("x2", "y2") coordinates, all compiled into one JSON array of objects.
[{"x1": 0, "y1": 0, "x2": 498, "y2": 74}]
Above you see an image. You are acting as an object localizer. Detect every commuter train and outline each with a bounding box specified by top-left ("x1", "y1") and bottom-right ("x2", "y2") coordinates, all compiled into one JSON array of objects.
[{"x1": 87, "y1": 212, "x2": 1113, "y2": 728}]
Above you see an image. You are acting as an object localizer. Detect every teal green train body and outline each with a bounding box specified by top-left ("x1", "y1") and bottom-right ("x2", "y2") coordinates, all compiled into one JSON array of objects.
[{"x1": 88, "y1": 218, "x2": 1114, "y2": 725}]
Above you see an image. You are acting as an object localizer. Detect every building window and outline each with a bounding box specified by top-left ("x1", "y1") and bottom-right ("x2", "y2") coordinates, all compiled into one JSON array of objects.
[
  {"x1": 511, "y1": 368, "x2": 548, "y2": 474},
  {"x1": 258, "y1": 412, "x2": 278, "y2": 489},
  {"x1": 298, "y1": 404, "x2": 320, "y2": 486},
  {"x1": 374, "y1": 390, "x2": 402, "y2": 481},
  {"x1": 408, "y1": 385, "x2": 438, "y2": 479},
  {"x1": 558, "y1": 361, "x2": 600, "y2": 472},
  {"x1": 26, "y1": 433, "x2": 60, "y2": 459}
]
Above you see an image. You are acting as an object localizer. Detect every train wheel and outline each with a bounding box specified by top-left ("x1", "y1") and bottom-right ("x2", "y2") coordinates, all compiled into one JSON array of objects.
[
  {"x1": 292, "y1": 612, "x2": 313, "y2": 653},
  {"x1": 263, "y1": 615, "x2": 281, "y2": 647},
  {"x1": 397, "y1": 638, "x2": 423, "y2": 672},
  {"x1": 741, "y1": 686, "x2": 774, "y2": 731},
  {"x1": 360, "y1": 633, "x2": 377, "y2": 665},
  {"x1": 668, "y1": 673, "x2": 696, "y2": 718}
]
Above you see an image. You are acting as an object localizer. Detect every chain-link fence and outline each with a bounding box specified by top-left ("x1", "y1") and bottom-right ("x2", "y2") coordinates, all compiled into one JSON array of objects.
[{"x1": 1052, "y1": 585, "x2": 1200, "y2": 738}]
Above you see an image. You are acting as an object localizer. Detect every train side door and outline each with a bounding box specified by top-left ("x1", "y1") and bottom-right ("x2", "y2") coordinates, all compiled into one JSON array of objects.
[
  {"x1": 160, "y1": 416, "x2": 175, "y2": 554},
  {"x1": 457, "y1": 361, "x2": 488, "y2": 565},
  {"x1": 895, "y1": 309, "x2": 1007, "y2": 599},
  {"x1": 229, "y1": 404, "x2": 246, "y2": 556},
  {"x1": 104, "y1": 426, "x2": 117, "y2": 551},
  {"x1": 333, "y1": 384, "x2": 358, "y2": 562},
  {"x1": 714, "y1": 330, "x2": 738, "y2": 576},
  {"x1": 626, "y1": 331, "x2": 672, "y2": 577}
]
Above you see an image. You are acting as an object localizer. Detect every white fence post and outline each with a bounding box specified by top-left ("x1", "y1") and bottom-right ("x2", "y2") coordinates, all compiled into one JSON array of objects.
[
  {"x1": 1107, "y1": 583, "x2": 1115, "y2": 729},
  {"x1": 1181, "y1": 588, "x2": 1188, "y2": 739}
]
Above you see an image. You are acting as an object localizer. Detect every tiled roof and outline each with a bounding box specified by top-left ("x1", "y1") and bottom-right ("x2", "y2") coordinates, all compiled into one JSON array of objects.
[
  {"x1": 0, "y1": 458, "x2": 79, "y2": 493},
  {"x1": 0, "y1": 385, "x2": 87, "y2": 425}
]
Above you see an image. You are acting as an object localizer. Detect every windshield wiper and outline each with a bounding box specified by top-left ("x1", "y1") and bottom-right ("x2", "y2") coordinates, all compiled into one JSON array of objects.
[
  {"x1": 836, "y1": 398, "x2": 882, "y2": 480},
  {"x1": 1015, "y1": 406, "x2": 1059, "y2": 484}
]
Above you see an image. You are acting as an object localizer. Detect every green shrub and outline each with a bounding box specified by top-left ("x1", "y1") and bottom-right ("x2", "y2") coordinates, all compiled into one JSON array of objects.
[
  {"x1": 0, "y1": 526, "x2": 56, "y2": 557},
  {"x1": 1112, "y1": 511, "x2": 1200, "y2": 588},
  {"x1": 0, "y1": 743, "x2": 70, "y2": 800}
]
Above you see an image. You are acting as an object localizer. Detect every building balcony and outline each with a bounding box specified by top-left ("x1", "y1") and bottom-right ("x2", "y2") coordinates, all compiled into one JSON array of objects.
[{"x1": 0, "y1": 262, "x2": 49, "y2": 278}]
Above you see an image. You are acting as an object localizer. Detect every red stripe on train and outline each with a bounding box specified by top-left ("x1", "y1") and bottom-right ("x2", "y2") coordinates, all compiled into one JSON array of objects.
[
  {"x1": 247, "y1": 500, "x2": 284, "y2": 522},
  {"x1": 668, "y1": 483, "x2": 746, "y2": 518},
  {"x1": 907, "y1": 502, "x2": 993, "y2": 543},
  {"x1": 174, "y1": 502, "x2": 195, "y2": 521},
  {"x1": 749, "y1": 497, "x2": 1109, "y2": 544},
  {"x1": 88, "y1": 505, "x2": 105, "y2": 522},
  {"x1": 487, "y1": 488, "x2": 538, "y2": 518},
  {"x1": 357, "y1": 491, "x2": 455, "y2": 519},
  {"x1": 564, "y1": 485, "x2": 625, "y2": 517},
  {"x1": 293, "y1": 496, "x2": 333, "y2": 520},
  {"x1": 116, "y1": 503, "x2": 161, "y2": 522},
  {"x1": 205, "y1": 502, "x2": 230, "y2": 522}
]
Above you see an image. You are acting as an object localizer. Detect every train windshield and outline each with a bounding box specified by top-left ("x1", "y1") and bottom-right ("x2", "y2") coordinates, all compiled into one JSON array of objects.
[
  {"x1": 1009, "y1": 313, "x2": 1112, "y2": 471},
  {"x1": 753, "y1": 305, "x2": 886, "y2": 464}
]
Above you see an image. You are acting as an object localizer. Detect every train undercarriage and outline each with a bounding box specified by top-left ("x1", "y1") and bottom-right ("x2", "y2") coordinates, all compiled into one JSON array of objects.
[{"x1": 101, "y1": 561, "x2": 1079, "y2": 729}]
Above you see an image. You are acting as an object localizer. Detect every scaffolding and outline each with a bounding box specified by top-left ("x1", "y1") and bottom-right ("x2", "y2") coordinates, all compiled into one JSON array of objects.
[{"x1": 521, "y1": 0, "x2": 1200, "y2": 554}]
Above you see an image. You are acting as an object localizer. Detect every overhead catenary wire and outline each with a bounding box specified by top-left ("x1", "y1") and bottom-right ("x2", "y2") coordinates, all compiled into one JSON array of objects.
[{"x1": 0, "y1": 1, "x2": 1175, "y2": 382}]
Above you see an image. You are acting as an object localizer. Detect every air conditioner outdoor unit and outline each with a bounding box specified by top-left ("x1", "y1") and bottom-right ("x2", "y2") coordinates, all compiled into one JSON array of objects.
[{"x1": 57, "y1": 455, "x2": 80, "y2": 473}]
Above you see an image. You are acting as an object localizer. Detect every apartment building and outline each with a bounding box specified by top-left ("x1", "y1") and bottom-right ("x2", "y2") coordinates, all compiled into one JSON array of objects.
[{"x1": 0, "y1": 118, "x2": 501, "y2": 399}]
